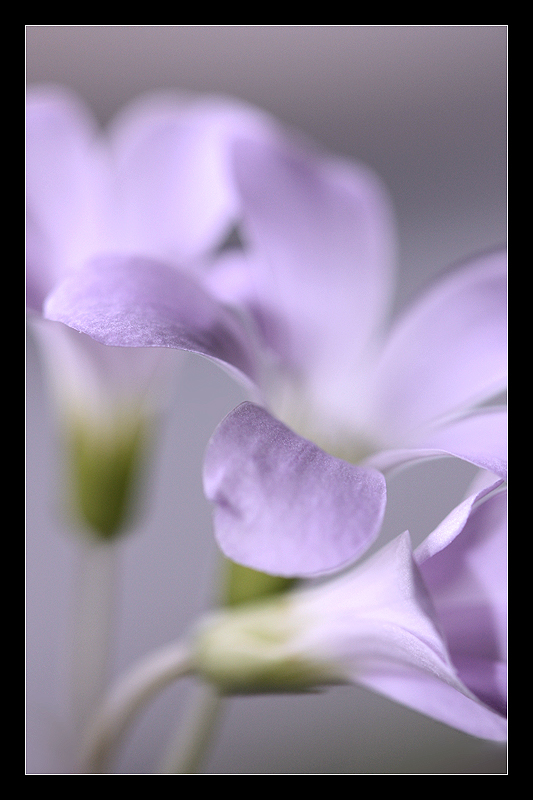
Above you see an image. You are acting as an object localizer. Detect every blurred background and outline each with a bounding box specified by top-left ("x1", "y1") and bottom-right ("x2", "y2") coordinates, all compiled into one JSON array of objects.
[{"x1": 26, "y1": 26, "x2": 507, "y2": 774}]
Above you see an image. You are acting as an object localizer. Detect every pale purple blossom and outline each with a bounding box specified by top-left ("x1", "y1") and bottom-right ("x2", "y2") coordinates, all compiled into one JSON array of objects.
[
  {"x1": 213, "y1": 136, "x2": 506, "y2": 478},
  {"x1": 193, "y1": 480, "x2": 506, "y2": 741},
  {"x1": 26, "y1": 86, "x2": 277, "y2": 534},
  {"x1": 33, "y1": 88, "x2": 506, "y2": 566},
  {"x1": 199, "y1": 136, "x2": 506, "y2": 575}
]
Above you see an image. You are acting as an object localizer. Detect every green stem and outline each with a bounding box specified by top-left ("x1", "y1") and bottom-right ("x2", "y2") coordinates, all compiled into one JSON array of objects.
[
  {"x1": 152, "y1": 556, "x2": 296, "y2": 775},
  {"x1": 71, "y1": 537, "x2": 118, "y2": 743},
  {"x1": 158, "y1": 682, "x2": 223, "y2": 774}
]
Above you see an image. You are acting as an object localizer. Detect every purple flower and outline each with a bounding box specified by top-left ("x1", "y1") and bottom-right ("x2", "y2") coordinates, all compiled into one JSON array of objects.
[
  {"x1": 193, "y1": 481, "x2": 506, "y2": 741},
  {"x1": 26, "y1": 86, "x2": 275, "y2": 536},
  {"x1": 199, "y1": 136, "x2": 505, "y2": 575},
  {"x1": 215, "y1": 136, "x2": 506, "y2": 479},
  {"x1": 34, "y1": 88, "x2": 506, "y2": 561}
]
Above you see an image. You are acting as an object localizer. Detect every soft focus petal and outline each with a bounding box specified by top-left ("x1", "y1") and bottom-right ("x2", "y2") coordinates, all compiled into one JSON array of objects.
[
  {"x1": 231, "y1": 135, "x2": 396, "y2": 434},
  {"x1": 26, "y1": 86, "x2": 108, "y2": 304},
  {"x1": 26, "y1": 207, "x2": 53, "y2": 312},
  {"x1": 367, "y1": 407, "x2": 507, "y2": 479},
  {"x1": 203, "y1": 402, "x2": 387, "y2": 577},
  {"x1": 44, "y1": 255, "x2": 261, "y2": 392},
  {"x1": 297, "y1": 531, "x2": 506, "y2": 740},
  {"x1": 106, "y1": 92, "x2": 280, "y2": 263},
  {"x1": 416, "y1": 484, "x2": 507, "y2": 716},
  {"x1": 416, "y1": 406, "x2": 507, "y2": 477},
  {"x1": 203, "y1": 249, "x2": 258, "y2": 310},
  {"x1": 370, "y1": 249, "x2": 507, "y2": 444},
  {"x1": 26, "y1": 87, "x2": 279, "y2": 299}
]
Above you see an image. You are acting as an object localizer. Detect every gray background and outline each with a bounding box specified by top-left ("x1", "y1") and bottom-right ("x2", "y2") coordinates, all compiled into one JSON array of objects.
[{"x1": 26, "y1": 26, "x2": 507, "y2": 774}]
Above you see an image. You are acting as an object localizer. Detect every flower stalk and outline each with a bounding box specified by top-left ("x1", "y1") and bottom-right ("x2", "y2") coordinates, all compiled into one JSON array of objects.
[
  {"x1": 71, "y1": 536, "x2": 119, "y2": 741},
  {"x1": 81, "y1": 639, "x2": 194, "y2": 773}
]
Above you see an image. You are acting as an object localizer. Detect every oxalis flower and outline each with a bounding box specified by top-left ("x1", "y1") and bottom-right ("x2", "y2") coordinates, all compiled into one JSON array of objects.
[
  {"x1": 192, "y1": 479, "x2": 507, "y2": 742},
  {"x1": 39, "y1": 89, "x2": 506, "y2": 569},
  {"x1": 26, "y1": 85, "x2": 277, "y2": 537}
]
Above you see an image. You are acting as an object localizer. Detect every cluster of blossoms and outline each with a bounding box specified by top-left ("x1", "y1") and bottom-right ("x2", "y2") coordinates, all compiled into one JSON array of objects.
[{"x1": 27, "y1": 86, "x2": 507, "y2": 769}]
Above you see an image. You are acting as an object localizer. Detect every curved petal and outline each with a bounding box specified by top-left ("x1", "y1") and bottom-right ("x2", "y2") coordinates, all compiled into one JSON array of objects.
[
  {"x1": 203, "y1": 402, "x2": 387, "y2": 577},
  {"x1": 107, "y1": 92, "x2": 281, "y2": 264},
  {"x1": 416, "y1": 407, "x2": 507, "y2": 475},
  {"x1": 296, "y1": 532, "x2": 506, "y2": 740},
  {"x1": 231, "y1": 135, "x2": 396, "y2": 428},
  {"x1": 355, "y1": 651, "x2": 507, "y2": 741},
  {"x1": 370, "y1": 248, "x2": 507, "y2": 444},
  {"x1": 367, "y1": 407, "x2": 507, "y2": 479},
  {"x1": 44, "y1": 255, "x2": 261, "y2": 392},
  {"x1": 366, "y1": 449, "x2": 507, "y2": 481},
  {"x1": 415, "y1": 485, "x2": 507, "y2": 716}
]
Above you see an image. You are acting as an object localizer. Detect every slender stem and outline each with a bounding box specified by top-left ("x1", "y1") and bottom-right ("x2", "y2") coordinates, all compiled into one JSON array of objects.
[
  {"x1": 81, "y1": 639, "x2": 194, "y2": 773},
  {"x1": 158, "y1": 681, "x2": 223, "y2": 774},
  {"x1": 156, "y1": 551, "x2": 229, "y2": 775},
  {"x1": 71, "y1": 537, "x2": 118, "y2": 741}
]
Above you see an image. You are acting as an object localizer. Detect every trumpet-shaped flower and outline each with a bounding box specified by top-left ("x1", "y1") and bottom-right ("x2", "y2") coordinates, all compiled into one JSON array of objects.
[
  {"x1": 193, "y1": 480, "x2": 507, "y2": 741},
  {"x1": 26, "y1": 86, "x2": 276, "y2": 537},
  {"x1": 38, "y1": 89, "x2": 506, "y2": 567}
]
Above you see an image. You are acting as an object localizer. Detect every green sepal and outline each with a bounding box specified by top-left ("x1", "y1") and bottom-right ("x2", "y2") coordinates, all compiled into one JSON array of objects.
[
  {"x1": 222, "y1": 559, "x2": 297, "y2": 608},
  {"x1": 68, "y1": 421, "x2": 146, "y2": 540}
]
